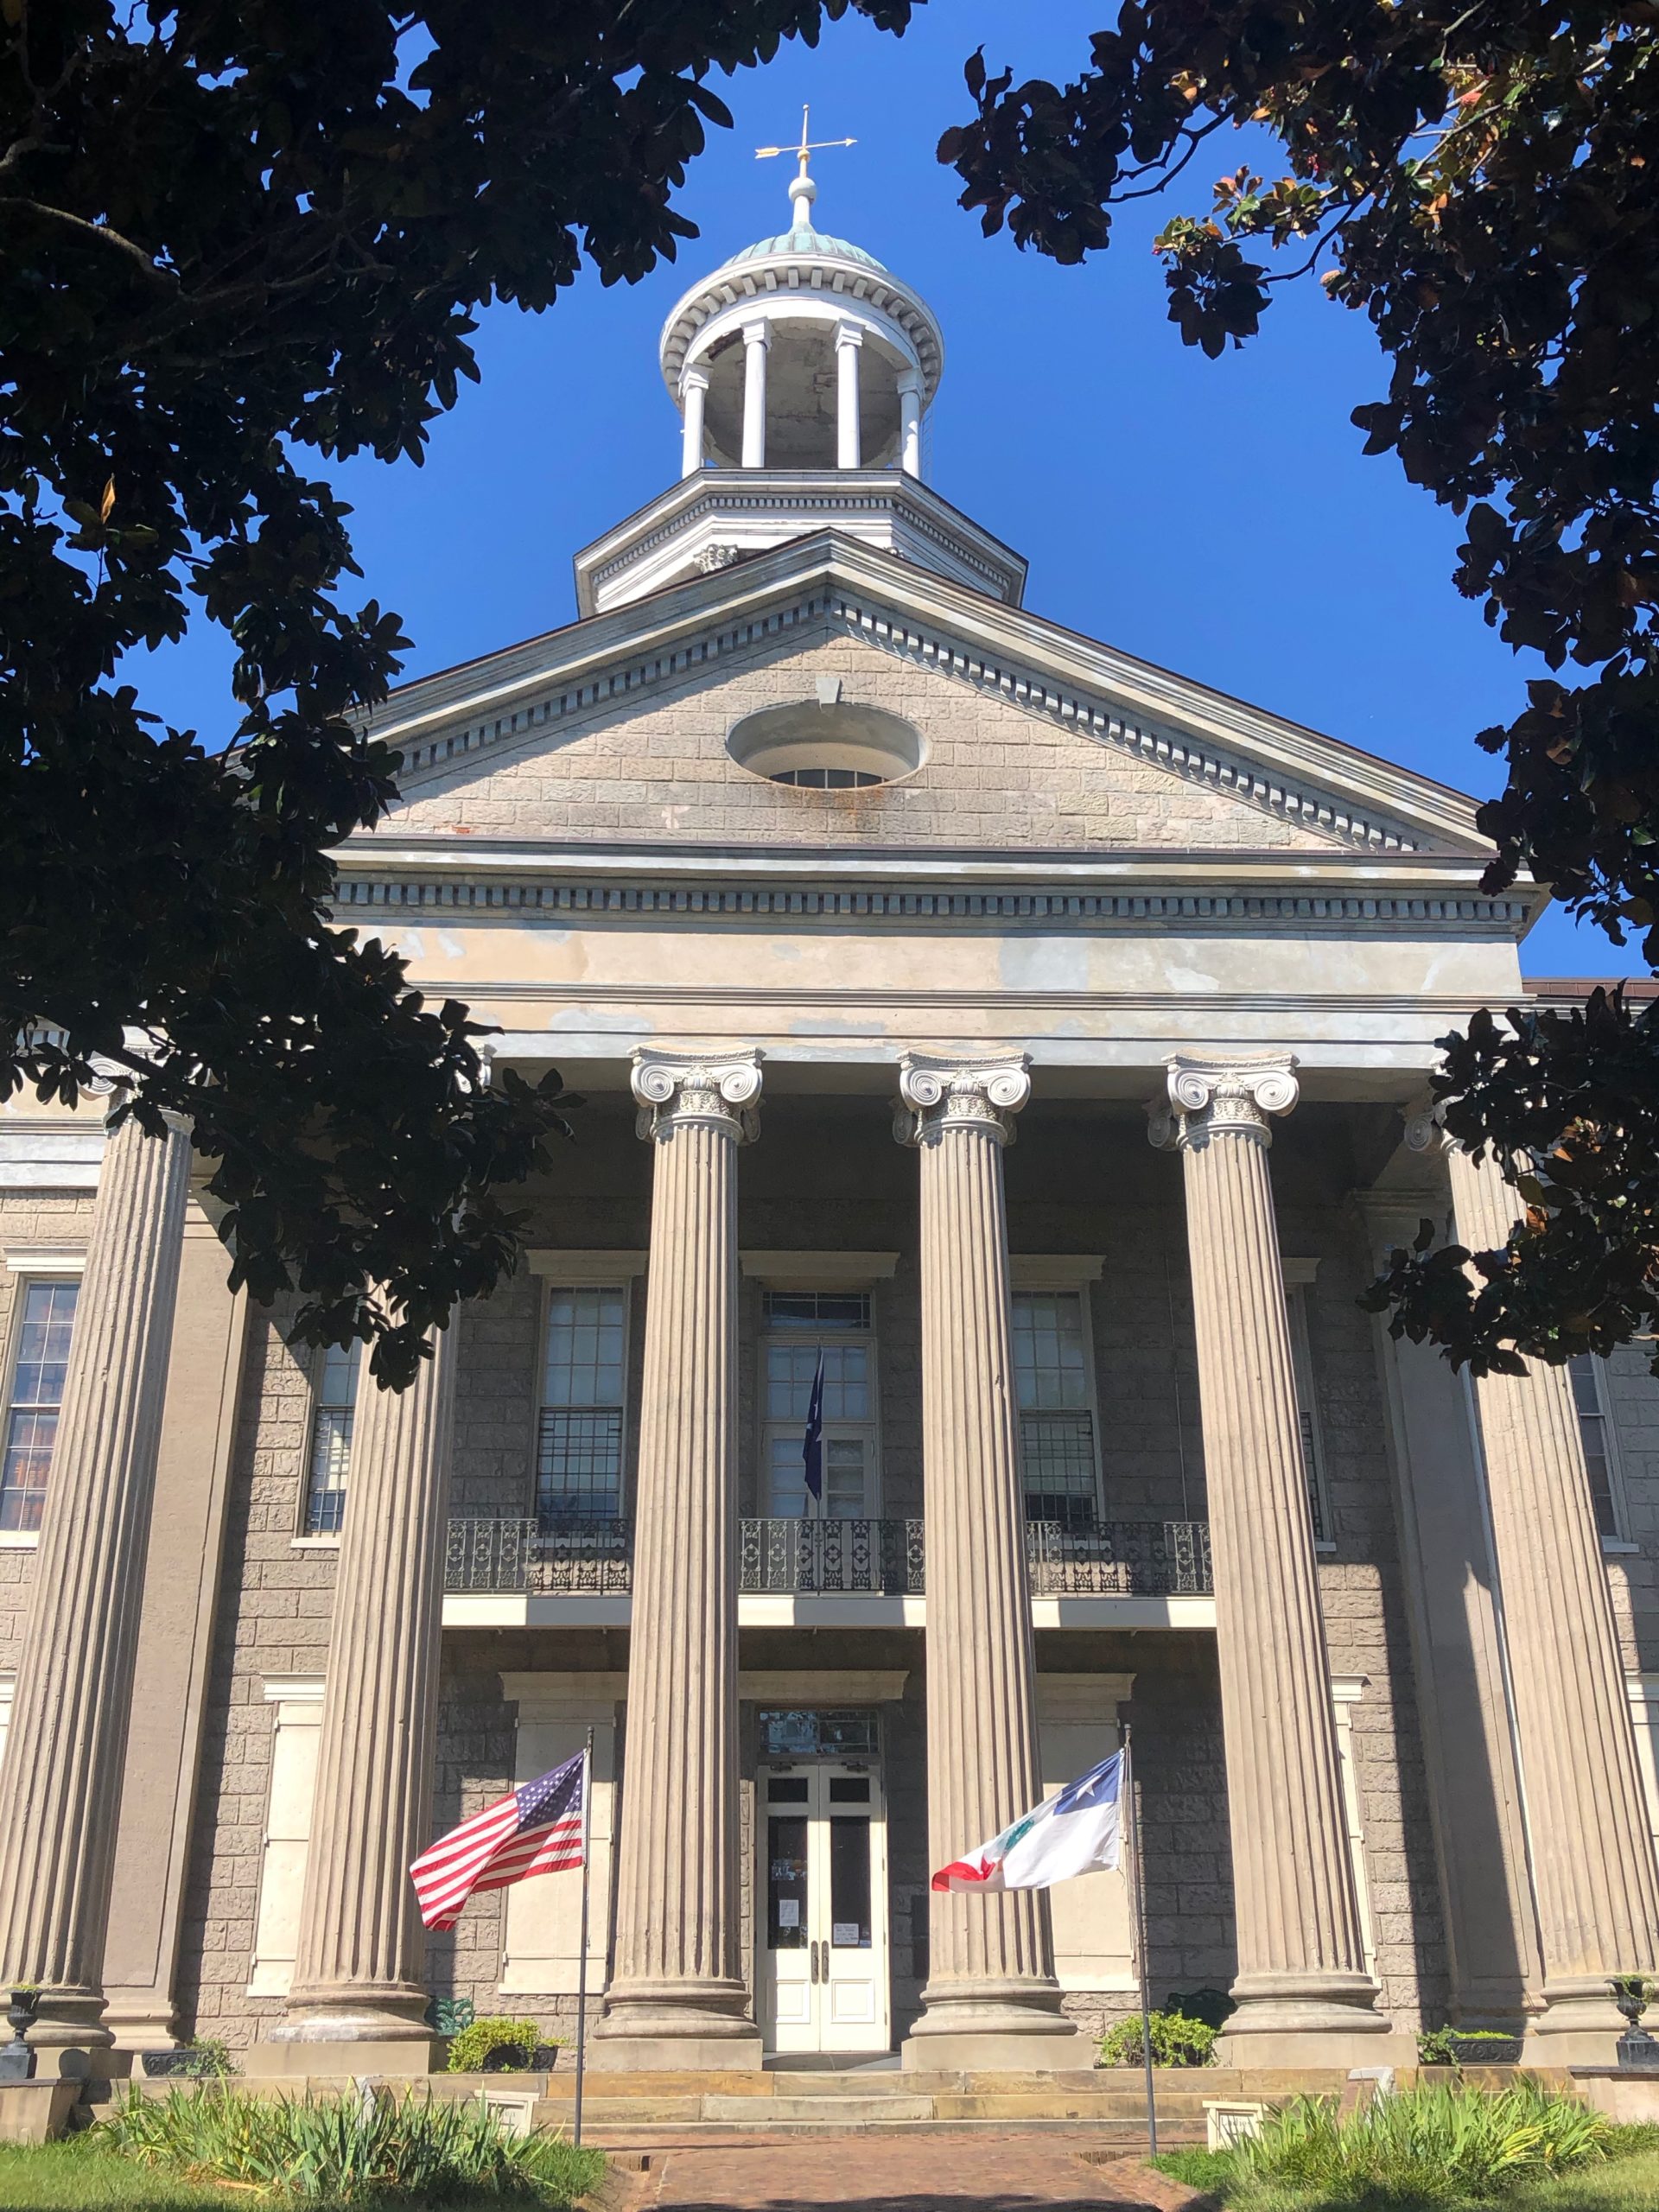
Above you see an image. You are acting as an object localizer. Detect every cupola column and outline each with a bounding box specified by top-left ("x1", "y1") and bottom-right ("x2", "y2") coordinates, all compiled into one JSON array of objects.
[
  {"x1": 836, "y1": 320, "x2": 863, "y2": 469},
  {"x1": 741, "y1": 321, "x2": 770, "y2": 469},
  {"x1": 898, "y1": 371, "x2": 924, "y2": 480},
  {"x1": 680, "y1": 367, "x2": 709, "y2": 479}
]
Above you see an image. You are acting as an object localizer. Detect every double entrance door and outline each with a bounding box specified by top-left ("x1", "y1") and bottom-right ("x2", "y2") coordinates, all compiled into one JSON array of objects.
[{"x1": 760, "y1": 1761, "x2": 889, "y2": 2055}]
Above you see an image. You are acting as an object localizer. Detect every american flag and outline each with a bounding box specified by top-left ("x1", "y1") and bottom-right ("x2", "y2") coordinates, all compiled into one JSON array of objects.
[{"x1": 410, "y1": 1751, "x2": 585, "y2": 1931}]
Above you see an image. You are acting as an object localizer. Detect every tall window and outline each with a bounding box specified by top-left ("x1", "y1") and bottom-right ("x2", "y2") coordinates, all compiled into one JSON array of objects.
[
  {"x1": 1285, "y1": 1284, "x2": 1333, "y2": 1545},
  {"x1": 762, "y1": 1291, "x2": 875, "y2": 1520},
  {"x1": 302, "y1": 1339, "x2": 360, "y2": 1535},
  {"x1": 1, "y1": 1279, "x2": 79, "y2": 1534},
  {"x1": 1012, "y1": 1290, "x2": 1098, "y2": 1529},
  {"x1": 1569, "y1": 1353, "x2": 1624, "y2": 1541},
  {"x1": 537, "y1": 1287, "x2": 627, "y2": 1523}
]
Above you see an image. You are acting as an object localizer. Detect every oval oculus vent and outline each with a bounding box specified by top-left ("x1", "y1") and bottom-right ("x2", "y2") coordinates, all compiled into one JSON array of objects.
[{"x1": 727, "y1": 700, "x2": 923, "y2": 791}]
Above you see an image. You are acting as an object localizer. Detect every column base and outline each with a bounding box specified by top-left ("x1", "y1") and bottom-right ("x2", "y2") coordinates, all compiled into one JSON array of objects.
[
  {"x1": 902, "y1": 1978, "x2": 1084, "y2": 2072},
  {"x1": 1216, "y1": 1973, "x2": 1409, "y2": 2069},
  {"x1": 1518, "y1": 1979, "x2": 1656, "y2": 2069},
  {"x1": 591, "y1": 1981, "x2": 763, "y2": 2073},
  {"x1": 247, "y1": 2038, "x2": 445, "y2": 2079},
  {"x1": 266, "y1": 1985, "x2": 436, "y2": 2053}
]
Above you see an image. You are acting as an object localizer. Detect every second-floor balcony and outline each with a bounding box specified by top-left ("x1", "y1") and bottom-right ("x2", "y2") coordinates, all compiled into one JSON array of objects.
[{"x1": 441, "y1": 1513, "x2": 1216, "y2": 1630}]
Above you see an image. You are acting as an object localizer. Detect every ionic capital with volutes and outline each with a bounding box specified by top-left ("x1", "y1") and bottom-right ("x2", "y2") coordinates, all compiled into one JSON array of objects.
[
  {"x1": 631, "y1": 1048, "x2": 763, "y2": 1145},
  {"x1": 894, "y1": 1052, "x2": 1031, "y2": 1149},
  {"x1": 1147, "y1": 1053, "x2": 1300, "y2": 1153}
]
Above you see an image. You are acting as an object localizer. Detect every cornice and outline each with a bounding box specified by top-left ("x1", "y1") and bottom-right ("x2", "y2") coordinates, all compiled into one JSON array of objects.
[
  {"x1": 361, "y1": 533, "x2": 1491, "y2": 864},
  {"x1": 332, "y1": 867, "x2": 1529, "y2": 936}
]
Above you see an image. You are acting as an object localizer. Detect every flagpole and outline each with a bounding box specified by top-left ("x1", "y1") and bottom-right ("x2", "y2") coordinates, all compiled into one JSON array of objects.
[
  {"x1": 573, "y1": 1727, "x2": 594, "y2": 2148},
  {"x1": 1122, "y1": 1726, "x2": 1158, "y2": 2158}
]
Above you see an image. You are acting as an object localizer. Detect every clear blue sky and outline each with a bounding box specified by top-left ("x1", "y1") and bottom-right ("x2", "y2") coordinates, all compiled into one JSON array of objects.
[{"x1": 139, "y1": 0, "x2": 1632, "y2": 978}]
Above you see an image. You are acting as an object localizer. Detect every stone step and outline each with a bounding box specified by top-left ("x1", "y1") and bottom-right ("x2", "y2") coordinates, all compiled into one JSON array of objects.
[
  {"x1": 704, "y1": 2092, "x2": 938, "y2": 2124},
  {"x1": 575, "y1": 2116, "x2": 1210, "y2": 2143}
]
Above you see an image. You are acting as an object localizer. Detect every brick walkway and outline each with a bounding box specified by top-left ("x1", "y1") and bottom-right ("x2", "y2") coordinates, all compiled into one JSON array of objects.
[{"x1": 639, "y1": 2134, "x2": 1182, "y2": 2211}]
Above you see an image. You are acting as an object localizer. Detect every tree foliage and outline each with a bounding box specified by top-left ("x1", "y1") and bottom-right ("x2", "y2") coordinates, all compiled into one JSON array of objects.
[
  {"x1": 939, "y1": 1, "x2": 1659, "y2": 1371},
  {"x1": 0, "y1": 0, "x2": 911, "y2": 1384}
]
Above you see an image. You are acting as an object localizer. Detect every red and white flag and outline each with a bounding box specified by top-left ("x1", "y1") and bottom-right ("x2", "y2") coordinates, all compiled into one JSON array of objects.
[{"x1": 410, "y1": 1750, "x2": 585, "y2": 1931}]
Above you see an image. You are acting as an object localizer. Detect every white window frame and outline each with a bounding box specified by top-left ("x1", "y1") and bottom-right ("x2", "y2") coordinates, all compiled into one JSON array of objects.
[
  {"x1": 1283, "y1": 1259, "x2": 1336, "y2": 1550},
  {"x1": 528, "y1": 1252, "x2": 645, "y2": 1524},
  {"x1": 293, "y1": 1337, "x2": 362, "y2": 1547},
  {"x1": 0, "y1": 1253, "x2": 85, "y2": 1549},
  {"x1": 1009, "y1": 1257, "x2": 1105, "y2": 1529},
  {"x1": 743, "y1": 1255, "x2": 899, "y2": 1523},
  {"x1": 1568, "y1": 1351, "x2": 1632, "y2": 1548}
]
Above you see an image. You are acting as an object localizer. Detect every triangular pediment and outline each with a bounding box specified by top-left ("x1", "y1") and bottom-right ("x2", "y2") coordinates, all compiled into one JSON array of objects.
[{"x1": 352, "y1": 532, "x2": 1488, "y2": 865}]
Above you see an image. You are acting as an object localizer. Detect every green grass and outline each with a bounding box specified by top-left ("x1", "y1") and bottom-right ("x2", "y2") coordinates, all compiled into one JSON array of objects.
[
  {"x1": 0, "y1": 2140, "x2": 232, "y2": 2209},
  {"x1": 1147, "y1": 2082, "x2": 1659, "y2": 2212},
  {"x1": 1150, "y1": 2147, "x2": 1659, "y2": 2209}
]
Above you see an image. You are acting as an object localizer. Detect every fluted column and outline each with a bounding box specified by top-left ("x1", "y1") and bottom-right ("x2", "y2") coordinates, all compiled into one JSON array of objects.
[
  {"x1": 1431, "y1": 1126, "x2": 1659, "y2": 2056},
  {"x1": 0, "y1": 1107, "x2": 192, "y2": 2051},
  {"x1": 680, "y1": 367, "x2": 709, "y2": 477},
  {"x1": 272, "y1": 1312, "x2": 457, "y2": 2058},
  {"x1": 897, "y1": 1052, "x2": 1082, "y2": 2070},
  {"x1": 594, "y1": 1048, "x2": 764, "y2": 2069},
  {"x1": 1151, "y1": 1056, "x2": 1402, "y2": 2063},
  {"x1": 898, "y1": 372, "x2": 924, "y2": 479}
]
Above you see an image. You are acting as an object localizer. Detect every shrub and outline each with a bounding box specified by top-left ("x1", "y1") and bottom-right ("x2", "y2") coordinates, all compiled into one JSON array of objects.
[
  {"x1": 178, "y1": 2036, "x2": 236, "y2": 2080},
  {"x1": 1100, "y1": 2010, "x2": 1218, "y2": 2068},
  {"x1": 445, "y1": 2014, "x2": 554, "y2": 2074},
  {"x1": 1234, "y1": 2080, "x2": 1635, "y2": 2201},
  {"x1": 100, "y1": 2083, "x2": 603, "y2": 2205}
]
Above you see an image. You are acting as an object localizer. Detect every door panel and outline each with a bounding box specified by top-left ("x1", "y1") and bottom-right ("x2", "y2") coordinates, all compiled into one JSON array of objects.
[{"x1": 759, "y1": 1764, "x2": 889, "y2": 2054}]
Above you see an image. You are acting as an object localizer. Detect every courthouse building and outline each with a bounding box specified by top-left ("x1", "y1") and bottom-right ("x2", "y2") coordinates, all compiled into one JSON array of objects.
[{"x1": 4, "y1": 162, "x2": 1659, "y2": 2082}]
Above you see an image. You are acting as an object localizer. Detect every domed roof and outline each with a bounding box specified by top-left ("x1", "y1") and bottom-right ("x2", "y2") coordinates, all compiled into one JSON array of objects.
[{"x1": 717, "y1": 224, "x2": 888, "y2": 276}]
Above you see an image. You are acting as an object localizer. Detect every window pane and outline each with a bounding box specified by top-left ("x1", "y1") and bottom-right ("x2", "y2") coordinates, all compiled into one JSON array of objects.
[
  {"x1": 537, "y1": 1408, "x2": 624, "y2": 1522},
  {"x1": 764, "y1": 1292, "x2": 870, "y2": 1332},
  {"x1": 767, "y1": 1815, "x2": 808, "y2": 1949},
  {"x1": 1569, "y1": 1356, "x2": 1618, "y2": 1539},
  {"x1": 830, "y1": 1817, "x2": 873, "y2": 1946},
  {"x1": 1020, "y1": 1409, "x2": 1097, "y2": 1529},
  {"x1": 543, "y1": 1287, "x2": 626, "y2": 1408},
  {"x1": 302, "y1": 1339, "x2": 361, "y2": 1535},
  {"x1": 1012, "y1": 1291, "x2": 1090, "y2": 1411},
  {"x1": 2, "y1": 1280, "x2": 79, "y2": 1531}
]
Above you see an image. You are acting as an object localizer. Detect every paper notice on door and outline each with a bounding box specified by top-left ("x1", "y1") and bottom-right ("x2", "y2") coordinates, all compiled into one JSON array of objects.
[
  {"x1": 777, "y1": 1898, "x2": 800, "y2": 1928},
  {"x1": 832, "y1": 1922, "x2": 861, "y2": 1945}
]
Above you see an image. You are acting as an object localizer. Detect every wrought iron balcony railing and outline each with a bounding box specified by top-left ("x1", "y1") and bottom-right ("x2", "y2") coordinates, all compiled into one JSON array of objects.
[
  {"x1": 1025, "y1": 1517, "x2": 1213, "y2": 1596},
  {"x1": 444, "y1": 1516, "x2": 635, "y2": 1595},
  {"x1": 442, "y1": 1515, "x2": 1214, "y2": 1600},
  {"x1": 740, "y1": 1516, "x2": 925, "y2": 1596}
]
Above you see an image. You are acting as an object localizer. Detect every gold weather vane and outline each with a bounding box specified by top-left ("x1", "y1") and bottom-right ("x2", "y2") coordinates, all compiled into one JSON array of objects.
[{"x1": 755, "y1": 104, "x2": 856, "y2": 175}]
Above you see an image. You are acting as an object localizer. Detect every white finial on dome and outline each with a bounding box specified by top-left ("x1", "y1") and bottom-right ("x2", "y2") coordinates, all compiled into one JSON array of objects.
[{"x1": 755, "y1": 103, "x2": 855, "y2": 233}]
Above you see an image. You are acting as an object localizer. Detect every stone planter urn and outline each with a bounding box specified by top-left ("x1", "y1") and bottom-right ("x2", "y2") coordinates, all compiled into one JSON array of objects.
[
  {"x1": 0, "y1": 1989, "x2": 39, "y2": 2083},
  {"x1": 1611, "y1": 1975, "x2": 1659, "y2": 2070}
]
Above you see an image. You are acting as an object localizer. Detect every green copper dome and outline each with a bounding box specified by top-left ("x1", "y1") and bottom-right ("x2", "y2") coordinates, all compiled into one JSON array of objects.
[{"x1": 719, "y1": 225, "x2": 888, "y2": 276}]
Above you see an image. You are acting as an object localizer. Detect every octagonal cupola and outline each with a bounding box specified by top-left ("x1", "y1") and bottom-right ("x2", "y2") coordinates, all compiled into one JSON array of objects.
[
  {"x1": 572, "y1": 122, "x2": 1025, "y2": 619},
  {"x1": 660, "y1": 147, "x2": 944, "y2": 478}
]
